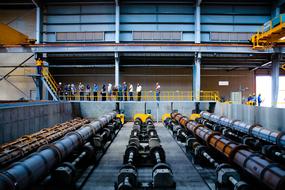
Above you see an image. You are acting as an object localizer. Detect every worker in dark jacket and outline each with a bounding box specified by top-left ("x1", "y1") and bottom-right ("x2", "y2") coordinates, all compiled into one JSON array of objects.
[
  {"x1": 93, "y1": 83, "x2": 99, "y2": 101},
  {"x1": 101, "y1": 84, "x2": 107, "y2": 101},
  {"x1": 257, "y1": 94, "x2": 262, "y2": 106},
  {"x1": 123, "y1": 82, "x2": 128, "y2": 101},
  {"x1": 118, "y1": 84, "x2": 123, "y2": 101}
]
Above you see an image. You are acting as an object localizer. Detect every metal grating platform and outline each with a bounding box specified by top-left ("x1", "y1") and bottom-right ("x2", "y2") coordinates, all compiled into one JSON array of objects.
[{"x1": 81, "y1": 122, "x2": 210, "y2": 190}]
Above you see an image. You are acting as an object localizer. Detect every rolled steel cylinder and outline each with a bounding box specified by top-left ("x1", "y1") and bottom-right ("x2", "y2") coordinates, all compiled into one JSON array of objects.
[
  {"x1": 0, "y1": 112, "x2": 116, "y2": 190},
  {"x1": 200, "y1": 111, "x2": 285, "y2": 148},
  {"x1": 172, "y1": 112, "x2": 285, "y2": 190},
  {"x1": 0, "y1": 118, "x2": 89, "y2": 167}
]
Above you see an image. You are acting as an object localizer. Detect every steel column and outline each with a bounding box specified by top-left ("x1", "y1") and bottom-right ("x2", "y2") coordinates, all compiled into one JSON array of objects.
[
  {"x1": 193, "y1": 52, "x2": 201, "y2": 101},
  {"x1": 195, "y1": 0, "x2": 202, "y2": 44},
  {"x1": 271, "y1": 53, "x2": 281, "y2": 107},
  {"x1": 32, "y1": 0, "x2": 42, "y2": 44},
  {"x1": 115, "y1": 52, "x2": 120, "y2": 86},
  {"x1": 115, "y1": 0, "x2": 120, "y2": 43}
]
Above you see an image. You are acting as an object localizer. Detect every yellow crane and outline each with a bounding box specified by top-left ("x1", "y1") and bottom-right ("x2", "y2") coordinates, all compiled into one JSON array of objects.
[
  {"x1": 250, "y1": 14, "x2": 285, "y2": 50},
  {"x1": 0, "y1": 23, "x2": 35, "y2": 45}
]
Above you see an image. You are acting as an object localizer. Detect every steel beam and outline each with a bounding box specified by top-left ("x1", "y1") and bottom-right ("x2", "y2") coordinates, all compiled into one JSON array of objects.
[
  {"x1": 3, "y1": 44, "x2": 285, "y2": 54},
  {"x1": 30, "y1": 44, "x2": 275, "y2": 53}
]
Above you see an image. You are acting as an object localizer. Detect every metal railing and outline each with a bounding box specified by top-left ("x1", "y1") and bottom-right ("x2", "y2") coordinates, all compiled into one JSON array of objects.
[
  {"x1": 41, "y1": 67, "x2": 58, "y2": 96},
  {"x1": 58, "y1": 90, "x2": 220, "y2": 101},
  {"x1": 251, "y1": 14, "x2": 285, "y2": 49}
]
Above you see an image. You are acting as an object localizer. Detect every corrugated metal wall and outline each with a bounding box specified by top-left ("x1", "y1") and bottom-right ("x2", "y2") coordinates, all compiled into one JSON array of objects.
[{"x1": 43, "y1": 1, "x2": 271, "y2": 43}]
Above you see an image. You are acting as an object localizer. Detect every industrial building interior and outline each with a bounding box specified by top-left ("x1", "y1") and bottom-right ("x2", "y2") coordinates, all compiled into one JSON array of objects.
[{"x1": 1, "y1": 0, "x2": 285, "y2": 190}]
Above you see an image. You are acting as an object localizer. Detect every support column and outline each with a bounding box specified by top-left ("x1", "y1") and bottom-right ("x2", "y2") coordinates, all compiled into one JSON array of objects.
[
  {"x1": 115, "y1": 52, "x2": 120, "y2": 86},
  {"x1": 195, "y1": 0, "x2": 202, "y2": 43},
  {"x1": 271, "y1": 53, "x2": 281, "y2": 107},
  {"x1": 33, "y1": 0, "x2": 42, "y2": 44},
  {"x1": 193, "y1": 52, "x2": 201, "y2": 101},
  {"x1": 271, "y1": 2, "x2": 280, "y2": 18},
  {"x1": 115, "y1": 0, "x2": 120, "y2": 43}
]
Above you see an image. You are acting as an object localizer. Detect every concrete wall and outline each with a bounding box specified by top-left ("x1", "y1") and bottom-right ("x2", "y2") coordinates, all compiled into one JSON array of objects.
[
  {"x1": 0, "y1": 102, "x2": 72, "y2": 144},
  {"x1": 215, "y1": 102, "x2": 285, "y2": 131},
  {"x1": 0, "y1": 9, "x2": 36, "y2": 100},
  {"x1": 71, "y1": 101, "x2": 214, "y2": 121}
]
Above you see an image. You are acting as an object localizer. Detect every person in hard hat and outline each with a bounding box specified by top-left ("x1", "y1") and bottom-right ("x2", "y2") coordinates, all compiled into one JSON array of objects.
[
  {"x1": 57, "y1": 82, "x2": 63, "y2": 100},
  {"x1": 35, "y1": 58, "x2": 43, "y2": 75},
  {"x1": 136, "y1": 83, "x2": 142, "y2": 101},
  {"x1": 78, "y1": 82, "x2": 85, "y2": 101},
  {"x1": 155, "y1": 82, "x2": 161, "y2": 101},
  {"x1": 93, "y1": 83, "x2": 99, "y2": 101},
  {"x1": 107, "y1": 83, "x2": 112, "y2": 101},
  {"x1": 129, "y1": 83, "x2": 134, "y2": 101},
  {"x1": 257, "y1": 94, "x2": 262, "y2": 106},
  {"x1": 123, "y1": 82, "x2": 128, "y2": 101}
]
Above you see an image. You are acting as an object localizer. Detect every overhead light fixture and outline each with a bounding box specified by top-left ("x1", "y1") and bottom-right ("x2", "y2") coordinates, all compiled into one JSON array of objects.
[{"x1": 279, "y1": 36, "x2": 285, "y2": 40}]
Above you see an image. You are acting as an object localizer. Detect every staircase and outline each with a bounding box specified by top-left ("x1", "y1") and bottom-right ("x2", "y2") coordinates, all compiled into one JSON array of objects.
[{"x1": 41, "y1": 68, "x2": 59, "y2": 101}]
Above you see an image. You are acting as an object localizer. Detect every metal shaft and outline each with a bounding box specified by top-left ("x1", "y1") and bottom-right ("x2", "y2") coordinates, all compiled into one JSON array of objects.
[{"x1": 0, "y1": 112, "x2": 116, "y2": 190}]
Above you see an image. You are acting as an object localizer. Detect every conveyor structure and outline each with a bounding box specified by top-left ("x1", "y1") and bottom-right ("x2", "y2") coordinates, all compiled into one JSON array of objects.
[
  {"x1": 169, "y1": 112, "x2": 285, "y2": 190},
  {"x1": 1, "y1": 110, "x2": 284, "y2": 190},
  {"x1": 0, "y1": 112, "x2": 121, "y2": 190},
  {"x1": 0, "y1": 118, "x2": 90, "y2": 167}
]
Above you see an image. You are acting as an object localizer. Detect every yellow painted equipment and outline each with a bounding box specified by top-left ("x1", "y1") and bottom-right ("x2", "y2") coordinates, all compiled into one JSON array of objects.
[
  {"x1": 250, "y1": 14, "x2": 285, "y2": 50},
  {"x1": 189, "y1": 113, "x2": 201, "y2": 121},
  {"x1": 281, "y1": 64, "x2": 285, "y2": 71},
  {"x1": 133, "y1": 113, "x2": 152, "y2": 122},
  {"x1": 245, "y1": 101, "x2": 255, "y2": 106},
  {"x1": 161, "y1": 113, "x2": 171, "y2": 122},
  {"x1": 116, "y1": 114, "x2": 125, "y2": 124},
  {"x1": 0, "y1": 23, "x2": 35, "y2": 45}
]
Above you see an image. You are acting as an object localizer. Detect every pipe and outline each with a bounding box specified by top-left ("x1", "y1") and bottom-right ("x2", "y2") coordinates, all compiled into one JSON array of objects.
[
  {"x1": 200, "y1": 111, "x2": 285, "y2": 148},
  {"x1": 0, "y1": 118, "x2": 89, "y2": 167},
  {"x1": 172, "y1": 112, "x2": 285, "y2": 190},
  {"x1": 0, "y1": 112, "x2": 116, "y2": 190}
]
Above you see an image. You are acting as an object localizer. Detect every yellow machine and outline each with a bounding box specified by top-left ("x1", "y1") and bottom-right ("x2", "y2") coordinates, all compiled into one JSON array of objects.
[
  {"x1": 189, "y1": 113, "x2": 200, "y2": 121},
  {"x1": 250, "y1": 14, "x2": 285, "y2": 50},
  {"x1": 161, "y1": 113, "x2": 171, "y2": 122},
  {"x1": 116, "y1": 114, "x2": 125, "y2": 124},
  {"x1": 133, "y1": 113, "x2": 152, "y2": 122},
  {"x1": 0, "y1": 23, "x2": 35, "y2": 45},
  {"x1": 245, "y1": 101, "x2": 255, "y2": 106}
]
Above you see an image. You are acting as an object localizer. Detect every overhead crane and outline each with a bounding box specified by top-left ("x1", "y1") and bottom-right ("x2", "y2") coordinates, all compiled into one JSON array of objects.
[
  {"x1": 0, "y1": 24, "x2": 35, "y2": 45},
  {"x1": 250, "y1": 14, "x2": 285, "y2": 50}
]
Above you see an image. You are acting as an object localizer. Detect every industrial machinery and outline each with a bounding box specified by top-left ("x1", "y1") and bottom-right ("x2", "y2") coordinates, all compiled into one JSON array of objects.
[
  {"x1": 200, "y1": 111, "x2": 285, "y2": 149},
  {"x1": 163, "y1": 114, "x2": 249, "y2": 190},
  {"x1": 0, "y1": 118, "x2": 90, "y2": 167},
  {"x1": 0, "y1": 23, "x2": 35, "y2": 45},
  {"x1": 0, "y1": 112, "x2": 120, "y2": 190},
  {"x1": 116, "y1": 117, "x2": 175, "y2": 190},
  {"x1": 170, "y1": 112, "x2": 285, "y2": 190},
  {"x1": 250, "y1": 14, "x2": 285, "y2": 50}
]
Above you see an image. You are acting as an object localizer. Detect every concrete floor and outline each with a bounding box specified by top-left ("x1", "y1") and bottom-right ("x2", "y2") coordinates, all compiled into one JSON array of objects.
[{"x1": 82, "y1": 122, "x2": 209, "y2": 190}]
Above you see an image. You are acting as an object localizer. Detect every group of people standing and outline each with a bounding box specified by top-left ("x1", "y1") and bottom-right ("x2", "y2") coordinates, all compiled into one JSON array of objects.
[{"x1": 57, "y1": 81, "x2": 161, "y2": 101}]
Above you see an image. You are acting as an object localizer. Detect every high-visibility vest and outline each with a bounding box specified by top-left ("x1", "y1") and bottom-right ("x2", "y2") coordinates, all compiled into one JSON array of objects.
[{"x1": 36, "y1": 59, "x2": 43, "y2": 66}]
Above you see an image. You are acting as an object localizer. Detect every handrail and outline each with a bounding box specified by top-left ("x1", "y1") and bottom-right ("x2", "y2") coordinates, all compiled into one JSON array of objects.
[
  {"x1": 57, "y1": 90, "x2": 220, "y2": 101},
  {"x1": 42, "y1": 67, "x2": 58, "y2": 95},
  {"x1": 251, "y1": 14, "x2": 285, "y2": 49}
]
